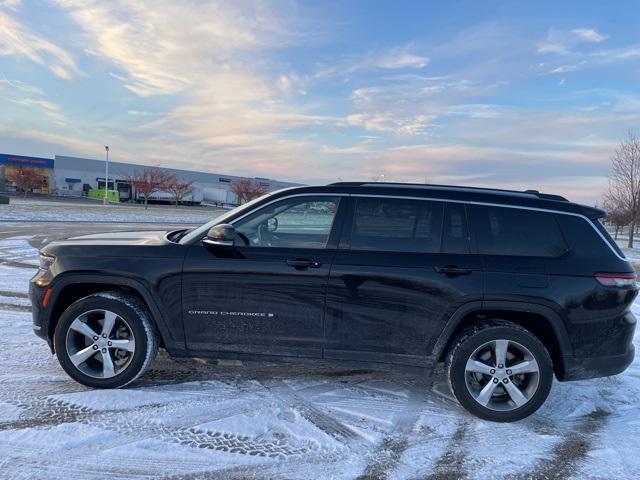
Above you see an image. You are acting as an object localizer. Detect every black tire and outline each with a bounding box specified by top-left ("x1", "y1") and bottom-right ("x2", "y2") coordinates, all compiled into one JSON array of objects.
[
  {"x1": 54, "y1": 292, "x2": 158, "y2": 389},
  {"x1": 445, "y1": 320, "x2": 553, "y2": 422}
]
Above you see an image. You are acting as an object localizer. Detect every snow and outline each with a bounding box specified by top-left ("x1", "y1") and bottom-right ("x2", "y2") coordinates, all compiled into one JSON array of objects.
[
  {"x1": 0, "y1": 234, "x2": 639, "y2": 479},
  {"x1": 0, "y1": 196, "x2": 222, "y2": 224}
]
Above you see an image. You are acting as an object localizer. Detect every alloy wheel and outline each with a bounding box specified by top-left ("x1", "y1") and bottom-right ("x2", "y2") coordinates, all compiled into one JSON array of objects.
[
  {"x1": 464, "y1": 339, "x2": 540, "y2": 411},
  {"x1": 65, "y1": 309, "x2": 136, "y2": 379}
]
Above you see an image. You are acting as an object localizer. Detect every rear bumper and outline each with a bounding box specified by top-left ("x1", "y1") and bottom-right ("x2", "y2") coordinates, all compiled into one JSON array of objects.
[
  {"x1": 559, "y1": 344, "x2": 635, "y2": 381},
  {"x1": 558, "y1": 311, "x2": 636, "y2": 381}
]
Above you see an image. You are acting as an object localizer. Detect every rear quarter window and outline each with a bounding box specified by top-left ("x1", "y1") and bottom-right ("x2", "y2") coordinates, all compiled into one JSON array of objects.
[
  {"x1": 470, "y1": 205, "x2": 568, "y2": 257},
  {"x1": 593, "y1": 219, "x2": 625, "y2": 258},
  {"x1": 556, "y1": 214, "x2": 624, "y2": 260}
]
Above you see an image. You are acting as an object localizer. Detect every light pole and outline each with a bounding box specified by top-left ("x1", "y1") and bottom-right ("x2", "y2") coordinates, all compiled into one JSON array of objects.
[{"x1": 103, "y1": 146, "x2": 109, "y2": 205}]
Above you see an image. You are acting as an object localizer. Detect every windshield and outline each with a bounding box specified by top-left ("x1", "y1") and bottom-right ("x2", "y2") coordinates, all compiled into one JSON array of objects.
[{"x1": 179, "y1": 189, "x2": 289, "y2": 244}]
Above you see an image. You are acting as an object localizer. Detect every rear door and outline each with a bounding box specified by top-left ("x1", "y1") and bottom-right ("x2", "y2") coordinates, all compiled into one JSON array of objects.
[{"x1": 324, "y1": 197, "x2": 483, "y2": 366}]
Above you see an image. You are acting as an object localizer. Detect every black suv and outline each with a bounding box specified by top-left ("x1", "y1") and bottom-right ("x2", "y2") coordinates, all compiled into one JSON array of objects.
[{"x1": 29, "y1": 183, "x2": 637, "y2": 422}]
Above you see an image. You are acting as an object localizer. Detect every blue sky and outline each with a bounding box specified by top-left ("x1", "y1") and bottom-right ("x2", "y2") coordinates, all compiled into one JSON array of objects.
[{"x1": 1, "y1": 0, "x2": 639, "y2": 203}]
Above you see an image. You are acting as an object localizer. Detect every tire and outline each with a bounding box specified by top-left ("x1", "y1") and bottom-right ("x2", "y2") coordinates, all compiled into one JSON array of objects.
[
  {"x1": 54, "y1": 292, "x2": 158, "y2": 389},
  {"x1": 445, "y1": 320, "x2": 553, "y2": 422}
]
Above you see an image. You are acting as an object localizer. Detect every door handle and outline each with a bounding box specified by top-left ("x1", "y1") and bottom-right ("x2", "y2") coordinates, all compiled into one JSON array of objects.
[
  {"x1": 434, "y1": 265, "x2": 472, "y2": 275},
  {"x1": 286, "y1": 259, "x2": 321, "y2": 269}
]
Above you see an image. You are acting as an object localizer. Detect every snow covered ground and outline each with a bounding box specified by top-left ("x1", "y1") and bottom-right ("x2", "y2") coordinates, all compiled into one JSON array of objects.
[
  {"x1": 0, "y1": 237, "x2": 639, "y2": 479},
  {"x1": 0, "y1": 196, "x2": 222, "y2": 224}
]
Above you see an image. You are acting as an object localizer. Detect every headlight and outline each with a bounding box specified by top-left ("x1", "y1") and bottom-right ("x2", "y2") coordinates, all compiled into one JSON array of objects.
[{"x1": 39, "y1": 253, "x2": 55, "y2": 270}]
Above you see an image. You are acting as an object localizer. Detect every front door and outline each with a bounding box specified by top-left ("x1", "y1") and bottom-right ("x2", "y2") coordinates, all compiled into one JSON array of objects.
[
  {"x1": 324, "y1": 197, "x2": 483, "y2": 366},
  {"x1": 182, "y1": 195, "x2": 344, "y2": 358}
]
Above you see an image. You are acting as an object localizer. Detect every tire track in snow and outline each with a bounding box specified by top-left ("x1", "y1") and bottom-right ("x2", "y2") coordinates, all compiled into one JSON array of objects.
[
  {"x1": 505, "y1": 409, "x2": 610, "y2": 480},
  {"x1": 0, "y1": 290, "x2": 29, "y2": 299},
  {"x1": 0, "y1": 302, "x2": 31, "y2": 312},
  {"x1": 356, "y1": 382, "x2": 432, "y2": 480},
  {"x1": 261, "y1": 378, "x2": 364, "y2": 444},
  {"x1": 420, "y1": 421, "x2": 468, "y2": 480}
]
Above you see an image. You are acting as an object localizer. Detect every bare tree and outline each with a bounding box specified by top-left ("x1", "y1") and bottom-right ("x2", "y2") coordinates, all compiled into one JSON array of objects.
[
  {"x1": 127, "y1": 167, "x2": 175, "y2": 209},
  {"x1": 231, "y1": 179, "x2": 268, "y2": 204},
  {"x1": 605, "y1": 131, "x2": 640, "y2": 248},
  {"x1": 602, "y1": 199, "x2": 633, "y2": 240},
  {"x1": 165, "y1": 178, "x2": 195, "y2": 207},
  {"x1": 6, "y1": 167, "x2": 43, "y2": 196}
]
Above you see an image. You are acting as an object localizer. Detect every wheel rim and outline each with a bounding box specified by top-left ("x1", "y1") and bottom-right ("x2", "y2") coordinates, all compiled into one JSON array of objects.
[
  {"x1": 65, "y1": 309, "x2": 136, "y2": 379},
  {"x1": 464, "y1": 339, "x2": 540, "y2": 411}
]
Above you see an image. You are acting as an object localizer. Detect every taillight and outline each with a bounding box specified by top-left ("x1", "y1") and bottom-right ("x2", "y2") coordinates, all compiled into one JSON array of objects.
[{"x1": 595, "y1": 272, "x2": 637, "y2": 287}]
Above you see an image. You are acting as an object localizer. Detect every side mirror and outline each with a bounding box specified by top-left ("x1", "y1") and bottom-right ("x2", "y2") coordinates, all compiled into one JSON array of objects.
[
  {"x1": 203, "y1": 224, "x2": 236, "y2": 247},
  {"x1": 267, "y1": 217, "x2": 278, "y2": 232}
]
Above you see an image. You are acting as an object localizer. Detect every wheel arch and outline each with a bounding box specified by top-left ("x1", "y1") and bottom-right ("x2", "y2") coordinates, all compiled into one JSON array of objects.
[
  {"x1": 433, "y1": 301, "x2": 573, "y2": 378},
  {"x1": 45, "y1": 274, "x2": 178, "y2": 352}
]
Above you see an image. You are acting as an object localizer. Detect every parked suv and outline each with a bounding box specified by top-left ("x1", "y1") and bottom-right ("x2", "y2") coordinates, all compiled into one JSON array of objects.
[{"x1": 29, "y1": 183, "x2": 637, "y2": 422}]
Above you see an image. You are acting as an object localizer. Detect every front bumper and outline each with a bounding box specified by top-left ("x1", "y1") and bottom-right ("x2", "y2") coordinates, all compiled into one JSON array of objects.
[{"x1": 29, "y1": 277, "x2": 51, "y2": 346}]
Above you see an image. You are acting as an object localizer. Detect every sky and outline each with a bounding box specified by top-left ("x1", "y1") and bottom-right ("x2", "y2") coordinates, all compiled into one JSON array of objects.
[{"x1": 1, "y1": 0, "x2": 639, "y2": 203}]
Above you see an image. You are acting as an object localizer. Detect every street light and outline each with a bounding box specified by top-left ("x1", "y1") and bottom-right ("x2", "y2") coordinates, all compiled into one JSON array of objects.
[{"x1": 103, "y1": 146, "x2": 109, "y2": 205}]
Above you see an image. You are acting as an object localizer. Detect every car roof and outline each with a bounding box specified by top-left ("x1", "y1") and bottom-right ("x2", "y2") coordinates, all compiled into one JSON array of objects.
[{"x1": 271, "y1": 182, "x2": 605, "y2": 219}]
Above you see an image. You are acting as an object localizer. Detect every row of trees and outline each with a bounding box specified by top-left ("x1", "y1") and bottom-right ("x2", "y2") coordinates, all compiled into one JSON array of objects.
[
  {"x1": 604, "y1": 131, "x2": 640, "y2": 247},
  {"x1": 126, "y1": 167, "x2": 269, "y2": 208},
  {"x1": 125, "y1": 167, "x2": 194, "y2": 209},
  {"x1": 4, "y1": 164, "x2": 269, "y2": 207}
]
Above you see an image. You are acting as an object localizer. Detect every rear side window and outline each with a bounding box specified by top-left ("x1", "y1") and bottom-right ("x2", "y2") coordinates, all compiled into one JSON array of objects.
[
  {"x1": 351, "y1": 198, "x2": 443, "y2": 252},
  {"x1": 470, "y1": 205, "x2": 567, "y2": 257}
]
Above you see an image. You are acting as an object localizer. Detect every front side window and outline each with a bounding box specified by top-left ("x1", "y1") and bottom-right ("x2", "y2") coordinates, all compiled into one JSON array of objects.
[
  {"x1": 233, "y1": 196, "x2": 340, "y2": 249},
  {"x1": 350, "y1": 198, "x2": 443, "y2": 252},
  {"x1": 471, "y1": 205, "x2": 567, "y2": 257}
]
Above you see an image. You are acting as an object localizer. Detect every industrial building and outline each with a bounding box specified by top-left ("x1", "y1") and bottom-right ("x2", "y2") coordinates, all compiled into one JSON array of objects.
[{"x1": 0, "y1": 153, "x2": 299, "y2": 205}]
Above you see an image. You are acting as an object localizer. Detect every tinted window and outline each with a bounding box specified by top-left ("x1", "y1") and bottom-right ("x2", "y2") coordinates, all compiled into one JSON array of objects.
[
  {"x1": 471, "y1": 205, "x2": 567, "y2": 257},
  {"x1": 443, "y1": 203, "x2": 469, "y2": 254},
  {"x1": 234, "y1": 196, "x2": 340, "y2": 248},
  {"x1": 351, "y1": 198, "x2": 443, "y2": 252},
  {"x1": 593, "y1": 219, "x2": 624, "y2": 257}
]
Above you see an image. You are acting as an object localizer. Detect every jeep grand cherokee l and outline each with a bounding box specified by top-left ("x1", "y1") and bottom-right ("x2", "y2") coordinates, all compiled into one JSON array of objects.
[{"x1": 29, "y1": 183, "x2": 637, "y2": 422}]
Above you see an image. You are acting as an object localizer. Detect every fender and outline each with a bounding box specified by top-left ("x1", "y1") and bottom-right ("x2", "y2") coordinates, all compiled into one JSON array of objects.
[
  {"x1": 431, "y1": 300, "x2": 574, "y2": 361},
  {"x1": 43, "y1": 272, "x2": 184, "y2": 352}
]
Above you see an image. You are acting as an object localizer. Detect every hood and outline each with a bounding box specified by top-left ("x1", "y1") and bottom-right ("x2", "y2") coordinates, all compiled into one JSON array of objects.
[{"x1": 53, "y1": 230, "x2": 172, "y2": 247}]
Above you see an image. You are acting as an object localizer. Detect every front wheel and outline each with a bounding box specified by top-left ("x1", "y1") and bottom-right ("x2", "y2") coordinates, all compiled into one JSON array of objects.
[
  {"x1": 446, "y1": 321, "x2": 553, "y2": 422},
  {"x1": 54, "y1": 292, "x2": 158, "y2": 388}
]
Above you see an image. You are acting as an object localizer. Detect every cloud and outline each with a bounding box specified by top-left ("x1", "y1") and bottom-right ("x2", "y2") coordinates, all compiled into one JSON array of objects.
[
  {"x1": 0, "y1": 75, "x2": 43, "y2": 94},
  {"x1": 56, "y1": 0, "x2": 294, "y2": 97},
  {"x1": 0, "y1": 10, "x2": 78, "y2": 79},
  {"x1": 15, "y1": 98, "x2": 60, "y2": 111},
  {"x1": 344, "y1": 112, "x2": 431, "y2": 135},
  {"x1": 548, "y1": 62, "x2": 585, "y2": 74},
  {"x1": 616, "y1": 48, "x2": 640, "y2": 58},
  {"x1": 571, "y1": 28, "x2": 608, "y2": 43},
  {"x1": 0, "y1": 0, "x2": 21, "y2": 10},
  {"x1": 315, "y1": 45, "x2": 429, "y2": 80},
  {"x1": 368, "y1": 50, "x2": 429, "y2": 70},
  {"x1": 537, "y1": 27, "x2": 609, "y2": 55}
]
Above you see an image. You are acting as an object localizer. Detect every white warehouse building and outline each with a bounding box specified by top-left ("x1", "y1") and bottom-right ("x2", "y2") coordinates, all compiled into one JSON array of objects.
[{"x1": 53, "y1": 155, "x2": 300, "y2": 205}]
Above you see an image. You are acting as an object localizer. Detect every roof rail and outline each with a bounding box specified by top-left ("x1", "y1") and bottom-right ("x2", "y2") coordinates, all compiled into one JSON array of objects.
[{"x1": 328, "y1": 182, "x2": 568, "y2": 201}]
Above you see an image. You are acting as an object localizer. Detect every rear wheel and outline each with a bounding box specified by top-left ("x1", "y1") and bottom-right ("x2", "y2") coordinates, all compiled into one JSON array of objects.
[
  {"x1": 54, "y1": 292, "x2": 158, "y2": 388},
  {"x1": 446, "y1": 321, "x2": 553, "y2": 422}
]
